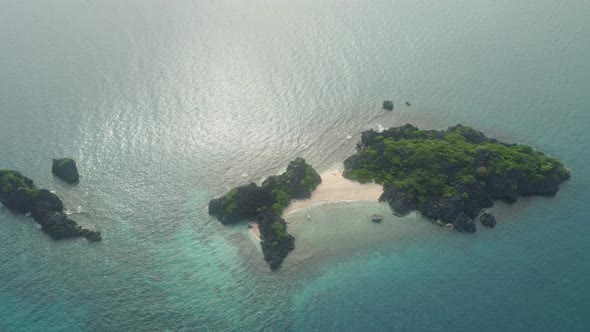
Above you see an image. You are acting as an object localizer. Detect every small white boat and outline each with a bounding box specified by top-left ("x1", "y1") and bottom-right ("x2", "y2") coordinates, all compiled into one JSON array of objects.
[{"x1": 306, "y1": 214, "x2": 312, "y2": 221}]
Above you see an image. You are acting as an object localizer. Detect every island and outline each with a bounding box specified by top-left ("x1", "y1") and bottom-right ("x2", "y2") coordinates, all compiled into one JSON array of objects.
[
  {"x1": 343, "y1": 124, "x2": 570, "y2": 232},
  {"x1": 209, "y1": 157, "x2": 321, "y2": 269},
  {"x1": 208, "y1": 124, "x2": 570, "y2": 268},
  {"x1": 0, "y1": 169, "x2": 101, "y2": 241},
  {"x1": 52, "y1": 158, "x2": 80, "y2": 183}
]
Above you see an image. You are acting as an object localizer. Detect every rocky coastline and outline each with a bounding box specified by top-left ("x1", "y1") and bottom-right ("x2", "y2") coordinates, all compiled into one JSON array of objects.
[
  {"x1": 343, "y1": 124, "x2": 570, "y2": 232},
  {"x1": 209, "y1": 157, "x2": 321, "y2": 269},
  {"x1": 0, "y1": 170, "x2": 101, "y2": 241},
  {"x1": 209, "y1": 124, "x2": 570, "y2": 270}
]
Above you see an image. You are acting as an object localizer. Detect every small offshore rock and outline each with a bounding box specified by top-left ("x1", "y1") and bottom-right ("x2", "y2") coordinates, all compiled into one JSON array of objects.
[
  {"x1": 52, "y1": 158, "x2": 79, "y2": 183},
  {"x1": 383, "y1": 100, "x2": 394, "y2": 111},
  {"x1": 371, "y1": 214, "x2": 384, "y2": 223},
  {"x1": 81, "y1": 229, "x2": 102, "y2": 242},
  {"x1": 480, "y1": 212, "x2": 497, "y2": 228}
]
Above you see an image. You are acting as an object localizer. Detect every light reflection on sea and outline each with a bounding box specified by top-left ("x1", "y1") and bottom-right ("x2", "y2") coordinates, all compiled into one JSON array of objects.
[{"x1": 0, "y1": 0, "x2": 589, "y2": 331}]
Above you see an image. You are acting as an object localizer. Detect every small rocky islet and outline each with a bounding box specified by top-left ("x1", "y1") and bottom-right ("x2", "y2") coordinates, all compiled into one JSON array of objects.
[
  {"x1": 0, "y1": 165, "x2": 100, "y2": 242},
  {"x1": 52, "y1": 157, "x2": 80, "y2": 183},
  {"x1": 371, "y1": 214, "x2": 384, "y2": 223},
  {"x1": 383, "y1": 100, "x2": 394, "y2": 110},
  {"x1": 209, "y1": 124, "x2": 570, "y2": 269}
]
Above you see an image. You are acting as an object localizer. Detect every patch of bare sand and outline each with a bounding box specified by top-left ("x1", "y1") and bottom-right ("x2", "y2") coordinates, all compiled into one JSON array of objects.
[{"x1": 283, "y1": 171, "x2": 383, "y2": 215}]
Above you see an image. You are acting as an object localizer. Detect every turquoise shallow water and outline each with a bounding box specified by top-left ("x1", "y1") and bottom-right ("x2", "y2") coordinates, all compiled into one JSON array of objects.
[{"x1": 1, "y1": 0, "x2": 589, "y2": 331}]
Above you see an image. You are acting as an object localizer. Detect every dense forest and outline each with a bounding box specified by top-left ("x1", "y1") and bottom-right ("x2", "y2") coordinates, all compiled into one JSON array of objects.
[
  {"x1": 209, "y1": 157, "x2": 321, "y2": 269},
  {"x1": 343, "y1": 124, "x2": 570, "y2": 231}
]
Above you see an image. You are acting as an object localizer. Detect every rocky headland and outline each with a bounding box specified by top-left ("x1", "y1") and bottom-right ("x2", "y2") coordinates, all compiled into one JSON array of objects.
[
  {"x1": 0, "y1": 169, "x2": 101, "y2": 241},
  {"x1": 209, "y1": 157, "x2": 321, "y2": 269}
]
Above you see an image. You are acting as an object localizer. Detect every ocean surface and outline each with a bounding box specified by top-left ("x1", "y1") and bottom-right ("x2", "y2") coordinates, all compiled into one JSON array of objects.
[{"x1": 1, "y1": 0, "x2": 589, "y2": 331}]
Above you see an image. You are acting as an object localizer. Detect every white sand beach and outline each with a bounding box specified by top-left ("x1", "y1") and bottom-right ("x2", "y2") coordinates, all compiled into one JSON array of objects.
[
  {"x1": 249, "y1": 221, "x2": 260, "y2": 239},
  {"x1": 249, "y1": 171, "x2": 383, "y2": 239},
  {"x1": 283, "y1": 171, "x2": 383, "y2": 215},
  {"x1": 250, "y1": 171, "x2": 383, "y2": 240}
]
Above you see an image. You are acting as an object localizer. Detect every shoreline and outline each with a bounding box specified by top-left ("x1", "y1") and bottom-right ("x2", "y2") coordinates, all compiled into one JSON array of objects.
[
  {"x1": 249, "y1": 221, "x2": 261, "y2": 239},
  {"x1": 248, "y1": 171, "x2": 383, "y2": 240},
  {"x1": 284, "y1": 170, "x2": 383, "y2": 215}
]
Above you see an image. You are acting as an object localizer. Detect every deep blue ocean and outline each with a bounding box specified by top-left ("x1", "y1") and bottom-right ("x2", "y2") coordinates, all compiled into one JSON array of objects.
[{"x1": 1, "y1": 0, "x2": 589, "y2": 331}]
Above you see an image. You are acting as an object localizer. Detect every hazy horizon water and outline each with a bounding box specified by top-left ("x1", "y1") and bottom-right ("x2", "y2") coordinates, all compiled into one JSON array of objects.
[{"x1": 1, "y1": 0, "x2": 589, "y2": 331}]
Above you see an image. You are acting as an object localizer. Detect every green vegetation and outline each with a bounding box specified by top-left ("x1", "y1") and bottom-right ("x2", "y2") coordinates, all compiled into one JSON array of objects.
[
  {"x1": 52, "y1": 158, "x2": 80, "y2": 183},
  {"x1": 1, "y1": 169, "x2": 101, "y2": 241},
  {"x1": 1, "y1": 169, "x2": 35, "y2": 191},
  {"x1": 0, "y1": 170, "x2": 42, "y2": 210},
  {"x1": 208, "y1": 157, "x2": 321, "y2": 269},
  {"x1": 56, "y1": 158, "x2": 75, "y2": 168},
  {"x1": 257, "y1": 211, "x2": 295, "y2": 269},
  {"x1": 343, "y1": 124, "x2": 570, "y2": 230},
  {"x1": 209, "y1": 157, "x2": 321, "y2": 224},
  {"x1": 265, "y1": 157, "x2": 322, "y2": 215}
]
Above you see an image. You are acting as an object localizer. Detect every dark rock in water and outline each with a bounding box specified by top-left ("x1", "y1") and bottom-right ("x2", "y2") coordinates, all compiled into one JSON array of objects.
[
  {"x1": 453, "y1": 212, "x2": 476, "y2": 233},
  {"x1": 0, "y1": 169, "x2": 100, "y2": 241},
  {"x1": 1, "y1": 187, "x2": 36, "y2": 213},
  {"x1": 480, "y1": 212, "x2": 497, "y2": 228},
  {"x1": 30, "y1": 189, "x2": 64, "y2": 219},
  {"x1": 405, "y1": 101, "x2": 411, "y2": 106},
  {"x1": 52, "y1": 158, "x2": 79, "y2": 183},
  {"x1": 80, "y1": 229, "x2": 102, "y2": 242},
  {"x1": 383, "y1": 100, "x2": 394, "y2": 110},
  {"x1": 420, "y1": 193, "x2": 482, "y2": 224},
  {"x1": 379, "y1": 184, "x2": 416, "y2": 216},
  {"x1": 371, "y1": 214, "x2": 384, "y2": 223}
]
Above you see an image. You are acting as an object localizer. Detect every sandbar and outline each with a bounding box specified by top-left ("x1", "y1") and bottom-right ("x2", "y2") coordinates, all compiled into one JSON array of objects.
[
  {"x1": 249, "y1": 171, "x2": 382, "y2": 239},
  {"x1": 283, "y1": 171, "x2": 383, "y2": 215}
]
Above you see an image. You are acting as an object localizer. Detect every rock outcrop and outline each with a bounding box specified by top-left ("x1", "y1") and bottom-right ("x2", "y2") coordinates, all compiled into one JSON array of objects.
[
  {"x1": 479, "y1": 212, "x2": 497, "y2": 228},
  {"x1": 52, "y1": 158, "x2": 79, "y2": 183},
  {"x1": 453, "y1": 212, "x2": 476, "y2": 233},
  {"x1": 371, "y1": 214, "x2": 384, "y2": 223},
  {"x1": 383, "y1": 100, "x2": 394, "y2": 111},
  {"x1": 0, "y1": 169, "x2": 100, "y2": 241}
]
